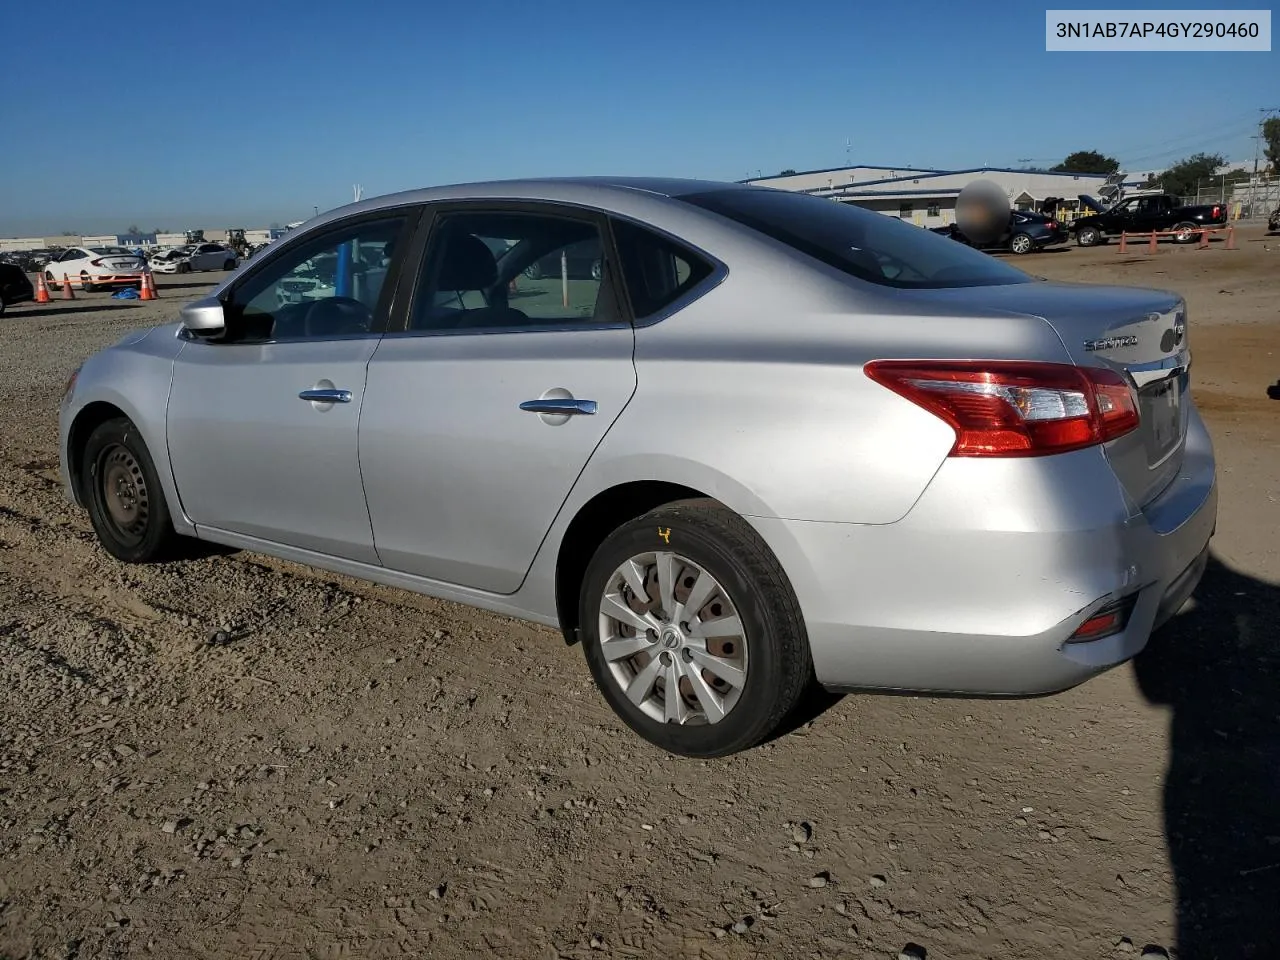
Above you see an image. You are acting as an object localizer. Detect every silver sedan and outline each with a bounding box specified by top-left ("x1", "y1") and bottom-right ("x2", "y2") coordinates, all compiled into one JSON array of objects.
[{"x1": 57, "y1": 177, "x2": 1217, "y2": 757}]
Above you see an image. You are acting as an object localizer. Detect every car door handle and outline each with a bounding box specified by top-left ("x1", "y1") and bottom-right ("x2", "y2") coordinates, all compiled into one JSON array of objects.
[
  {"x1": 519, "y1": 398, "x2": 597, "y2": 416},
  {"x1": 299, "y1": 388, "x2": 352, "y2": 403}
]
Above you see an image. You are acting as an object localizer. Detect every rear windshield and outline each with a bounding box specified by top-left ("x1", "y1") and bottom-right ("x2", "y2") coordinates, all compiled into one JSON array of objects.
[
  {"x1": 89, "y1": 246, "x2": 134, "y2": 255},
  {"x1": 679, "y1": 188, "x2": 1032, "y2": 289}
]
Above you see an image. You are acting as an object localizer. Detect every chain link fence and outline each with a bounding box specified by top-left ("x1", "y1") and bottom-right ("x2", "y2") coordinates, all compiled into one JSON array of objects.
[{"x1": 1177, "y1": 176, "x2": 1279, "y2": 221}]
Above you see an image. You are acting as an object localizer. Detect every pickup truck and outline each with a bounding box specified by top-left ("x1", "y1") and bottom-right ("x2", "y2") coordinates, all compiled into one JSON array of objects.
[{"x1": 1070, "y1": 193, "x2": 1228, "y2": 246}]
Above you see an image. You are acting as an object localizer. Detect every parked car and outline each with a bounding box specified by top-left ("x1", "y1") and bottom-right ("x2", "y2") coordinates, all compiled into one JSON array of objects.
[
  {"x1": 43, "y1": 246, "x2": 149, "y2": 291},
  {"x1": 149, "y1": 247, "x2": 196, "y2": 274},
  {"x1": 184, "y1": 242, "x2": 240, "y2": 272},
  {"x1": 1, "y1": 249, "x2": 55, "y2": 274},
  {"x1": 1069, "y1": 193, "x2": 1228, "y2": 246},
  {"x1": 1267, "y1": 204, "x2": 1280, "y2": 234},
  {"x1": 58, "y1": 177, "x2": 1217, "y2": 758},
  {"x1": 522, "y1": 238, "x2": 603, "y2": 280},
  {"x1": 930, "y1": 210, "x2": 1068, "y2": 254},
  {"x1": 0, "y1": 260, "x2": 35, "y2": 315}
]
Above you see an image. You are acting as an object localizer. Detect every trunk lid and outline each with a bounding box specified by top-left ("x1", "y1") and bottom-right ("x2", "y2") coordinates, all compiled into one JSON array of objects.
[{"x1": 907, "y1": 281, "x2": 1190, "y2": 507}]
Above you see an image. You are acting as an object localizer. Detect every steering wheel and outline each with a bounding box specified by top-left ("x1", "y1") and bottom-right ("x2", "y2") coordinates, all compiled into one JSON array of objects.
[{"x1": 302, "y1": 296, "x2": 372, "y2": 337}]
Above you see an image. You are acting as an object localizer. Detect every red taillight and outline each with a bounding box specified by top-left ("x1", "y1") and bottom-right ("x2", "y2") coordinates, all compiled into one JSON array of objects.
[
  {"x1": 863, "y1": 360, "x2": 1140, "y2": 457},
  {"x1": 1068, "y1": 595, "x2": 1136, "y2": 642},
  {"x1": 1048, "y1": 220, "x2": 1058, "y2": 229},
  {"x1": 1212, "y1": 206, "x2": 1221, "y2": 219}
]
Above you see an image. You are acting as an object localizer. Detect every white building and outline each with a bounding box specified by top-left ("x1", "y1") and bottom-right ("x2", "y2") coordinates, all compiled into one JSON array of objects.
[
  {"x1": 745, "y1": 164, "x2": 1145, "y2": 227},
  {"x1": 746, "y1": 164, "x2": 938, "y2": 194}
]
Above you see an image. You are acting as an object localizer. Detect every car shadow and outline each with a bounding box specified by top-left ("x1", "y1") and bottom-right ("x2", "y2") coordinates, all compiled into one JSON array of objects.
[
  {"x1": 5, "y1": 303, "x2": 145, "y2": 319},
  {"x1": 154, "y1": 281, "x2": 221, "y2": 291},
  {"x1": 1132, "y1": 553, "x2": 1280, "y2": 958}
]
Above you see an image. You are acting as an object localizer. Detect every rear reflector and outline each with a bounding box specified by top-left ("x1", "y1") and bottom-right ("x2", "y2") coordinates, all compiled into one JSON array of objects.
[
  {"x1": 1068, "y1": 595, "x2": 1137, "y2": 643},
  {"x1": 863, "y1": 360, "x2": 1140, "y2": 457}
]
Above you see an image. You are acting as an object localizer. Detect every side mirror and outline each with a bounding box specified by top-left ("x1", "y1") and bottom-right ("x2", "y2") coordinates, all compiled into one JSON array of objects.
[{"x1": 180, "y1": 296, "x2": 226, "y2": 338}]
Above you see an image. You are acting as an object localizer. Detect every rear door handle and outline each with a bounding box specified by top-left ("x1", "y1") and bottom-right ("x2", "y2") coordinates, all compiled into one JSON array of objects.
[
  {"x1": 299, "y1": 388, "x2": 352, "y2": 403},
  {"x1": 519, "y1": 398, "x2": 597, "y2": 416}
]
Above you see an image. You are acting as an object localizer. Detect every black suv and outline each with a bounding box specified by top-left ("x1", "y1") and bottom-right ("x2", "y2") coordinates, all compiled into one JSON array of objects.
[{"x1": 0, "y1": 261, "x2": 35, "y2": 316}]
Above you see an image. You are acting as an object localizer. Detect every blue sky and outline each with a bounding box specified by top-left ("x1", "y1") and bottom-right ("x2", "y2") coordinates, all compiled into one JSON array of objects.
[{"x1": 0, "y1": 0, "x2": 1274, "y2": 236}]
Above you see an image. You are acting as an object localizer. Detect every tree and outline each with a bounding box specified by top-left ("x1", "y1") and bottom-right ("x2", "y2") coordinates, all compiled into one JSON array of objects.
[
  {"x1": 1155, "y1": 152, "x2": 1227, "y2": 198},
  {"x1": 1264, "y1": 117, "x2": 1280, "y2": 173},
  {"x1": 1051, "y1": 150, "x2": 1119, "y2": 174},
  {"x1": 777, "y1": 169, "x2": 797, "y2": 176},
  {"x1": 124, "y1": 224, "x2": 140, "y2": 236}
]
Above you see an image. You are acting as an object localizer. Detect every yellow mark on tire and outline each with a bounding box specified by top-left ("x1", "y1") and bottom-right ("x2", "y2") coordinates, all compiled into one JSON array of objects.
[{"x1": 658, "y1": 526, "x2": 671, "y2": 544}]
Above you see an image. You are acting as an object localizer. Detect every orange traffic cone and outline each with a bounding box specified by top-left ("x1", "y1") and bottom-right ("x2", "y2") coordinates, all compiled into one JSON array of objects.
[
  {"x1": 34, "y1": 273, "x2": 51, "y2": 303},
  {"x1": 139, "y1": 272, "x2": 156, "y2": 300},
  {"x1": 61, "y1": 273, "x2": 75, "y2": 300}
]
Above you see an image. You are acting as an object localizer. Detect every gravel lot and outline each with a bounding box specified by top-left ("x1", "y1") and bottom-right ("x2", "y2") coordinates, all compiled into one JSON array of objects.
[{"x1": 2, "y1": 231, "x2": 1278, "y2": 960}]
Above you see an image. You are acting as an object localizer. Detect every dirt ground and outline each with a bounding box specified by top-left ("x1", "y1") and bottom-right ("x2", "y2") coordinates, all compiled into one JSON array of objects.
[{"x1": 1, "y1": 227, "x2": 1277, "y2": 960}]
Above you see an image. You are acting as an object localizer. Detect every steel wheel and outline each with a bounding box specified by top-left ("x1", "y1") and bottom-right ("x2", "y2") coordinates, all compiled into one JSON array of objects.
[
  {"x1": 97, "y1": 443, "x2": 150, "y2": 546},
  {"x1": 598, "y1": 550, "x2": 748, "y2": 726}
]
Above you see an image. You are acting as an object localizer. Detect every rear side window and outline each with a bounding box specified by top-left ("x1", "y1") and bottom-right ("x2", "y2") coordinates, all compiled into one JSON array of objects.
[
  {"x1": 680, "y1": 187, "x2": 1033, "y2": 289},
  {"x1": 610, "y1": 218, "x2": 715, "y2": 320}
]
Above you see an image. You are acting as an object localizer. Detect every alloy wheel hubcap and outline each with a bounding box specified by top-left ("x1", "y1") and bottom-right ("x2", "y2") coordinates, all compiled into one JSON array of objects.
[{"x1": 598, "y1": 550, "x2": 748, "y2": 726}]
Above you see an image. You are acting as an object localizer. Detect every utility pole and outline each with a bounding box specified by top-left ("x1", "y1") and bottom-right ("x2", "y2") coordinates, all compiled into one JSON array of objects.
[{"x1": 1256, "y1": 107, "x2": 1280, "y2": 178}]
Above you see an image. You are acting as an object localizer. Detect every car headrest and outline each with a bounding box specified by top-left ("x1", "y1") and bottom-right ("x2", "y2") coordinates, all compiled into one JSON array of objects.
[{"x1": 436, "y1": 233, "x2": 496, "y2": 291}]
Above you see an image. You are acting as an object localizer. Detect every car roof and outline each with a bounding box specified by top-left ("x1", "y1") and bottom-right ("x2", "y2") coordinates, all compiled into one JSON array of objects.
[{"x1": 304, "y1": 176, "x2": 753, "y2": 226}]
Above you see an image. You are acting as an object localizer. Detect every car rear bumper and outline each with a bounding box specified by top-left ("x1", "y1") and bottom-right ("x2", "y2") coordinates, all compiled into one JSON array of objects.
[
  {"x1": 748, "y1": 404, "x2": 1217, "y2": 696},
  {"x1": 91, "y1": 274, "x2": 146, "y2": 284}
]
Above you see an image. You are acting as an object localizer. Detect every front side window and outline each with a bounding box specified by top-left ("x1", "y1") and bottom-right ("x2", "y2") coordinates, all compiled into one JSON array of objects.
[
  {"x1": 680, "y1": 187, "x2": 1032, "y2": 289},
  {"x1": 223, "y1": 215, "x2": 407, "y2": 342},
  {"x1": 409, "y1": 210, "x2": 616, "y2": 332}
]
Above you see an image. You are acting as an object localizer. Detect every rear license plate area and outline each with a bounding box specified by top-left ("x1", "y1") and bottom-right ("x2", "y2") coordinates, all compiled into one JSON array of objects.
[{"x1": 1140, "y1": 375, "x2": 1183, "y2": 463}]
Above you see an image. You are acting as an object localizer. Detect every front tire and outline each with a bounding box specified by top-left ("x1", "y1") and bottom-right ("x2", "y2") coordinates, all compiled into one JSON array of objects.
[
  {"x1": 579, "y1": 499, "x2": 813, "y2": 758},
  {"x1": 223, "y1": 259, "x2": 236, "y2": 271},
  {"x1": 82, "y1": 417, "x2": 179, "y2": 563},
  {"x1": 1009, "y1": 233, "x2": 1034, "y2": 254},
  {"x1": 1076, "y1": 225, "x2": 1103, "y2": 247}
]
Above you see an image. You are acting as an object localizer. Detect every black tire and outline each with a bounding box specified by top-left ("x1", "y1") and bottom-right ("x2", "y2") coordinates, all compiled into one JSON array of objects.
[
  {"x1": 45, "y1": 271, "x2": 57, "y2": 290},
  {"x1": 1076, "y1": 225, "x2": 1103, "y2": 247},
  {"x1": 1008, "y1": 232, "x2": 1034, "y2": 255},
  {"x1": 80, "y1": 272, "x2": 97, "y2": 292},
  {"x1": 223, "y1": 259, "x2": 236, "y2": 271},
  {"x1": 82, "y1": 417, "x2": 179, "y2": 563},
  {"x1": 179, "y1": 262, "x2": 190, "y2": 274},
  {"x1": 591, "y1": 258, "x2": 603, "y2": 281},
  {"x1": 578, "y1": 498, "x2": 813, "y2": 758},
  {"x1": 523, "y1": 262, "x2": 543, "y2": 281},
  {"x1": 1171, "y1": 221, "x2": 1199, "y2": 244}
]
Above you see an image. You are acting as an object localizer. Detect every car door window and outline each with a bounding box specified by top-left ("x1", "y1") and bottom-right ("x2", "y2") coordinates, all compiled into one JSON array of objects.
[
  {"x1": 610, "y1": 217, "x2": 716, "y2": 321},
  {"x1": 222, "y1": 215, "x2": 408, "y2": 343},
  {"x1": 408, "y1": 210, "x2": 618, "y2": 332}
]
